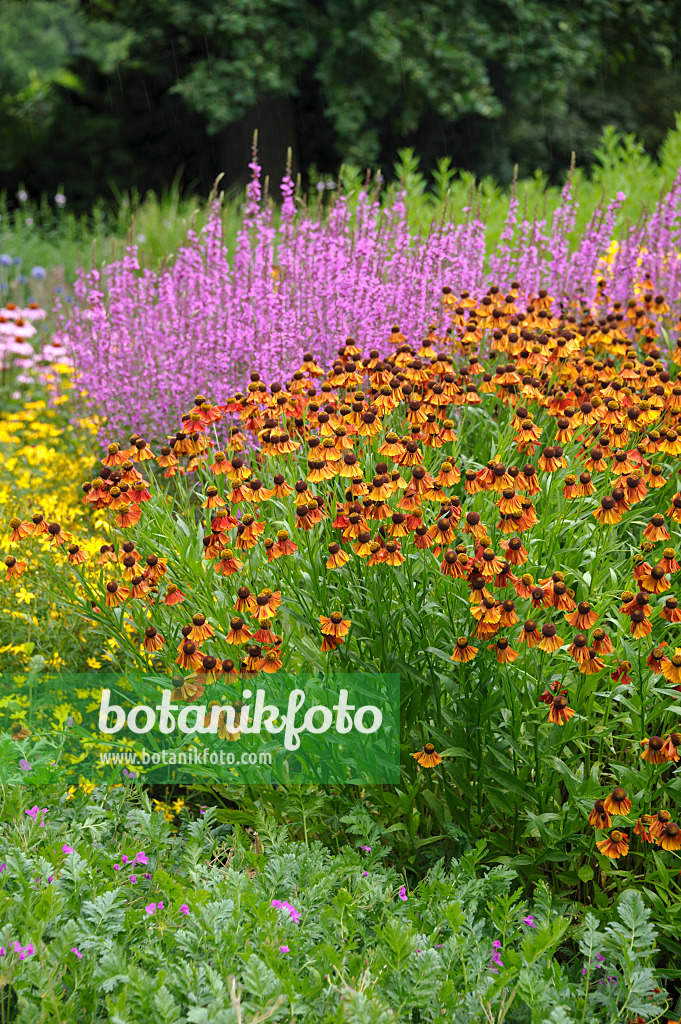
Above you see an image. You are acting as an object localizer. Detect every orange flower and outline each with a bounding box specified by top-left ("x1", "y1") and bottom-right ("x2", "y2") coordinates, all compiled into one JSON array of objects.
[
  {"x1": 412, "y1": 742, "x2": 443, "y2": 768},
  {"x1": 641, "y1": 735, "x2": 668, "y2": 764},
  {"x1": 603, "y1": 787, "x2": 631, "y2": 816},
  {"x1": 588, "y1": 800, "x2": 611, "y2": 829},
  {"x1": 451, "y1": 637, "x2": 478, "y2": 663},
  {"x1": 538, "y1": 623, "x2": 564, "y2": 653},
  {"x1": 596, "y1": 829, "x2": 629, "y2": 859},
  {"x1": 164, "y1": 583, "x2": 186, "y2": 606},
  {"x1": 565, "y1": 601, "x2": 598, "y2": 630},
  {"x1": 661, "y1": 731, "x2": 681, "y2": 761},
  {"x1": 105, "y1": 580, "x2": 129, "y2": 608},
  {"x1": 319, "y1": 612, "x2": 351, "y2": 638},
  {"x1": 253, "y1": 589, "x2": 282, "y2": 622},
  {"x1": 143, "y1": 627, "x2": 165, "y2": 652},
  {"x1": 547, "y1": 694, "x2": 575, "y2": 725},
  {"x1": 656, "y1": 821, "x2": 681, "y2": 851},
  {"x1": 3, "y1": 555, "x2": 27, "y2": 581},
  {"x1": 488, "y1": 637, "x2": 519, "y2": 663}
]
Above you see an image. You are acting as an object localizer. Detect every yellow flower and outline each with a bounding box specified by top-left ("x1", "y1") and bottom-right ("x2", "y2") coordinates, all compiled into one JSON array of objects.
[
  {"x1": 79, "y1": 779, "x2": 96, "y2": 795},
  {"x1": 86, "y1": 657, "x2": 102, "y2": 670},
  {"x1": 14, "y1": 587, "x2": 35, "y2": 605}
]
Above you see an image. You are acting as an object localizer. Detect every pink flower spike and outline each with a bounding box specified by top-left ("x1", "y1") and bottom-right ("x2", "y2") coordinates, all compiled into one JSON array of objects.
[
  {"x1": 398, "y1": 885, "x2": 407, "y2": 902},
  {"x1": 180, "y1": 904, "x2": 190, "y2": 915},
  {"x1": 62, "y1": 845, "x2": 73, "y2": 854},
  {"x1": 145, "y1": 903, "x2": 157, "y2": 915}
]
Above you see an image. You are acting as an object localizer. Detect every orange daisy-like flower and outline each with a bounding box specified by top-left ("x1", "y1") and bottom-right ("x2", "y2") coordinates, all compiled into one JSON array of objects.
[
  {"x1": 188, "y1": 614, "x2": 215, "y2": 643},
  {"x1": 142, "y1": 626, "x2": 165, "y2": 652},
  {"x1": 565, "y1": 601, "x2": 598, "y2": 630},
  {"x1": 261, "y1": 647, "x2": 283, "y2": 673},
  {"x1": 105, "y1": 580, "x2": 129, "y2": 608},
  {"x1": 213, "y1": 549, "x2": 244, "y2": 577},
  {"x1": 634, "y1": 814, "x2": 655, "y2": 843},
  {"x1": 547, "y1": 694, "x2": 575, "y2": 725},
  {"x1": 661, "y1": 650, "x2": 681, "y2": 685},
  {"x1": 235, "y1": 585, "x2": 258, "y2": 615},
  {"x1": 538, "y1": 622, "x2": 564, "y2": 653},
  {"x1": 603, "y1": 787, "x2": 632, "y2": 816},
  {"x1": 642, "y1": 512, "x2": 670, "y2": 543},
  {"x1": 640, "y1": 735, "x2": 669, "y2": 764},
  {"x1": 488, "y1": 637, "x2": 519, "y2": 663},
  {"x1": 319, "y1": 612, "x2": 351, "y2": 638},
  {"x1": 588, "y1": 800, "x2": 611, "y2": 829},
  {"x1": 7, "y1": 517, "x2": 30, "y2": 542},
  {"x1": 592, "y1": 495, "x2": 622, "y2": 525},
  {"x1": 661, "y1": 731, "x2": 681, "y2": 761},
  {"x1": 4, "y1": 555, "x2": 27, "y2": 581},
  {"x1": 590, "y1": 628, "x2": 613, "y2": 655},
  {"x1": 451, "y1": 637, "x2": 478, "y2": 663},
  {"x1": 596, "y1": 829, "x2": 629, "y2": 859},
  {"x1": 656, "y1": 821, "x2": 681, "y2": 851},
  {"x1": 412, "y1": 742, "x2": 443, "y2": 768},
  {"x1": 326, "y1": 542, "x2": 350, "y2": 569},
  {"x1": 253, "y1": 589, "x2": 282, "y2": 622},
  {"x1": 608, "y1": 663, "x2": 631, "y2": 689},
  {"x1": 164, "y1": 583, "x2": 186, "y2": 606},
  {"x1": 225, "y1": 617, "x2": 252, "y2": 645}
]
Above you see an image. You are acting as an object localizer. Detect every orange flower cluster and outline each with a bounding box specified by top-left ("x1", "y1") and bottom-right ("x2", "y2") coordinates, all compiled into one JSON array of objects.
[
  {"x1": 590, "y1": 786, "x2": 681, "y2": 858},
  {"x1": 6, "y1": 283, "x2": 681, "y2": 786}
]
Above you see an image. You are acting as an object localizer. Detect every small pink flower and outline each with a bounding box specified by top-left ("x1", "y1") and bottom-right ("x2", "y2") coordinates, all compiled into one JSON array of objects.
[
  {"x1": 158, "y1": 901, "x2": 164, "y2": 909},
  {"x1": 145, "y1": 903, "x2": 157, "y2": 915},
  {"x1": 135, "y1": 851, "x2": 148, "y2": 865},
  {"x1": 129, "y1": 875, "x2": 137, "y2": 884},
  {"x1": 279, "y1": 945, "x2": 290, "y2": 953},
  {"x1": 398, "y1": 885, "x2": 407, "y2": 902},
  {"x1": 114, "y1": 864, "x2": 121, "y2": 871},
  {"x1": 71, "y1": 947, "x2": 82, "y2": 960},
  {"x1": 62, "y1": 845, "x2": 73, "y2": 854},
  {"x1": 180, "y1": 904, "x2": 190, "y2": 915},
  {"x1": 359, "y1": 845, "x2": 372, "y2": 852}
]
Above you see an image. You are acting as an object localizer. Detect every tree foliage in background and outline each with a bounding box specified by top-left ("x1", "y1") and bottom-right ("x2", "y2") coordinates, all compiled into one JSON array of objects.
[{"x1": 1, "y1": 0, "x2": 680, "y2": 206}]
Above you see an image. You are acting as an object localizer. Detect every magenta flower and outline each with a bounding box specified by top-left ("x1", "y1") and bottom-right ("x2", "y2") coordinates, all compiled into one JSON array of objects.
[
  {"x1": 62, "y1": 844, "x2": 73, "y2": 854},
  {"x1": 180, "y1": 904, "x2": 190, "y2": 915},
  {"x1": 25, "y1": 806, "x2": 47, "y2": 821},
  {"x1": 18, "y1": 759, "x2": 31, "y2": 771},
  {"x1": 523, "y1": 915, "x2": 536, "y2": 927},
  {"x1": 398, "y1": 885, "x2": 407, "y2": 902},
  {"x1": 145, "y1": 903, "x2": 157, "y2": 915},
  {"x1": 271, "y1": 899, "x2": 301, "y2": 923},
  {"x1": 129, "y1": 875, "x2": 137, "y2": 884},
  {"x1": 135, "y1": 851, "x2": 148, "y2": 865},
  {"x1": 279, "y1": 945, "x2": 290, "y2": 953},
  {"x1": 71, "y1": 947, "x2": 82, "y2": 960},
  {"x1": 359, "y1": 845, "x2": 372, "y2": 852}
]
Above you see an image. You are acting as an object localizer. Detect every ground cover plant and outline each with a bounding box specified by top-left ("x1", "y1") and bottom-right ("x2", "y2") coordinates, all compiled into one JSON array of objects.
[{"x1": 0, "y1": 782, "x2": 671, "y2": 1023}]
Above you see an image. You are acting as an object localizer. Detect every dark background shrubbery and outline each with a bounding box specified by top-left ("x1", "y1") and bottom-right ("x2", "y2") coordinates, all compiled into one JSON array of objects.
[{"x1": 2, "y1": 0, "x2": 681, "y2": 209}]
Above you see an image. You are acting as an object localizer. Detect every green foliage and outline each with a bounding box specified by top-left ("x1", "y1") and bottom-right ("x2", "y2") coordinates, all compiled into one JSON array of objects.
[
  {"x1": 0, "y1": 783, "x2": 671, "y2": 1022},
  {"x1": 2, "y1": 0, "x2": 681, "y2": 202}
]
